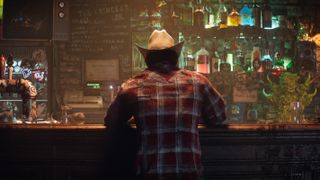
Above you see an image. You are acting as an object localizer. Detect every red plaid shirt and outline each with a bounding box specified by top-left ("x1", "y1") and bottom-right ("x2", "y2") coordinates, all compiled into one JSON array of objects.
[{"x1": 105, "y1": 69, "x2": 226, "y2": 180}]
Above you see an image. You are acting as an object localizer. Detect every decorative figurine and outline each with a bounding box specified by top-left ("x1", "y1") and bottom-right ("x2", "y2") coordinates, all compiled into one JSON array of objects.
[{"x1": 263, "y1": 72, "x2": 317, "y2": 123}]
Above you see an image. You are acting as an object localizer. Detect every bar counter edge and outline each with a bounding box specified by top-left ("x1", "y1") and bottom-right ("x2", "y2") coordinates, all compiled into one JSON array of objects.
[{"x1": 1, "y1": 123, "x2": 320, "y2": 179}]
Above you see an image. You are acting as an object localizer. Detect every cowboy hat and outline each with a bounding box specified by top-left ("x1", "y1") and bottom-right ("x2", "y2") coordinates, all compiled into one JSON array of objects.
[{"x1": 136, "y1": 29, "x2": 184, "y2": 59}]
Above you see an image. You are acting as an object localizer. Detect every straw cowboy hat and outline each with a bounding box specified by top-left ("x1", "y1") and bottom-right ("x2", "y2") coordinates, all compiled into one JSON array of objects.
[{"x1": 136, "y1": 29, "x2": 184, "y2": 59}]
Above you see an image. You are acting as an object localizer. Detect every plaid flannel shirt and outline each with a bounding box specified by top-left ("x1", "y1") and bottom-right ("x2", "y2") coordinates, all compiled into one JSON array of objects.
[{"x1": 105, "y1": 69, "x2": 226, "y2": 180}]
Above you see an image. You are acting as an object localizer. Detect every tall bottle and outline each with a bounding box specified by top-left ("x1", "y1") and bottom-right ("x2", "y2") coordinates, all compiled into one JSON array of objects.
[
  {"x1": 262, "y1": 0, "x2": 272, "y2": 28},
  {"x1": 240, "y1": 4, "x2": 253, "y2": 26},
  {"x1": 165, "y1": 4, "x2": 177, "y2": 31},
  {"x1": 252, "y1": 0, "x2": 261, "y2": 28},
  {"x1": 211, "y1": 51, "x2": 220, "y2": 73},
  {"x1": 180, "y1": 1, "x2": 193, "y2": 27},
  {"x1": 205, "y1": 3, "x2": 215, "y2": 28},
  {"x1": 238, "y1": 50, "x2": 245, "y2": 66},
  {"x1": 195, "y1": 47, "x2": 210, "y2": 74},
  {"x1": 227, "y1": 8, "x2": 240, "y2": 27},
  {"x1": 193, "y1": 1, "x2": 205, "y2": 29},
  {"x1": 216, "y1": 0, "x2": 228, "y2": 28},
  {"x1": 178, "y1": 32, "x2": 185, "y2": 68},
  {"x1": 185, "y1": 50, "x2": 195, "y2": 71},
  {"x1": 244, "y1": 50, "x2": 253, "y2": 71}
]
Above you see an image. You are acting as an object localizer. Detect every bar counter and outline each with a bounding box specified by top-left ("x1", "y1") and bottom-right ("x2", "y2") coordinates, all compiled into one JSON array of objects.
[{"x1": 1, "y1": 123, "x2": 320, "y2": 179}]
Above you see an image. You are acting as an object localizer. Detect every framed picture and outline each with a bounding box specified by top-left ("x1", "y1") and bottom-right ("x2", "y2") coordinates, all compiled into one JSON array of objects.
[
  {"x1": 3, "y1": 0, "x2": 52, "y2": 39},
  {"x1": 233, "y1": 85, "x2": 258, "y2": 103},
  {"x1": 85, "y1": 59, "x2": 119, "y2": 82}
]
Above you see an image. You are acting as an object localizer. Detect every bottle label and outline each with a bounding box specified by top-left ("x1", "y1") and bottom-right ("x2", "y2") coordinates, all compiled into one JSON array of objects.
[
  {"x1": 187, "y1": 60, "x2": 195, "y2": 67},
  {"x1": 198, "y1": 55, "x2": 209, "y2": 64},
  {"x1": 185, "y1": 54, "x2": 195, "y2": 70}
]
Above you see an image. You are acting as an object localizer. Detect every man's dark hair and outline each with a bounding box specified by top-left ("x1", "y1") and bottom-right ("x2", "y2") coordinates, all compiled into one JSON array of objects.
[{"x1": 145, "y1": 49, "x2": 179, "y2": 73}]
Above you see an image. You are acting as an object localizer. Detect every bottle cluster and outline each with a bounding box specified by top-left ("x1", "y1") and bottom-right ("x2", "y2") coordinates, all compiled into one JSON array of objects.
[{"x1": 173, "y1": 0, "x2": 281, "y2": 30}]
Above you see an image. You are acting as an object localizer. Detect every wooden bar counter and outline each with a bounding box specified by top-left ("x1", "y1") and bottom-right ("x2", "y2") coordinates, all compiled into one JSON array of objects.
[{"x1": 1, "y1": 123, "x2": 320, "y2": 179}]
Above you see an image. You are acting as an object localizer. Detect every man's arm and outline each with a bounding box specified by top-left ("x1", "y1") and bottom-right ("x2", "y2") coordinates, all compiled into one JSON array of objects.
[
  {"x1": 201, "y1": 81, "x2": 227, "y2": 127},
  {"x1": 104, "y1": 91, "x2": 132, "y2": 128}
]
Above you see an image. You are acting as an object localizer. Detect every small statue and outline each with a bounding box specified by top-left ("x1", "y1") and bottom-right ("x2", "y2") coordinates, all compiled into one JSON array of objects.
[{"x1": 263, "y1": 72, "x2": 317, "y2": 123}]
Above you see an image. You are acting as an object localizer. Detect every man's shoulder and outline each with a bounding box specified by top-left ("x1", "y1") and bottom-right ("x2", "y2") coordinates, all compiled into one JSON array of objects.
[
  {"x1": 129, "y1": 70, "x2": 150, "y2": 81},
  {"x1": 121, "y1": 71, "x2": 149, "y2": 88}
]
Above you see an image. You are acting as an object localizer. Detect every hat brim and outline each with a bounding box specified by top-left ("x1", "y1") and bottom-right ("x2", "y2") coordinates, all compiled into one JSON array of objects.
[{"x1": 136, "y1": 41, "x2": 184, "y2": 59}]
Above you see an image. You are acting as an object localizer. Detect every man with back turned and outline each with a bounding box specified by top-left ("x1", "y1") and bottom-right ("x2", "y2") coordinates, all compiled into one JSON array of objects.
[{"x1": 105, "y1": 29, "x2": 226, "y2": 180}]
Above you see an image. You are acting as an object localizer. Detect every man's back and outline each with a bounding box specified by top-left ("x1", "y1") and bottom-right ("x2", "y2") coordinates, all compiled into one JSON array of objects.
[
  {"x1": 112, "y1": 69, "x2": 225, "y2": 179},
  {"x1": 105, "y1": 29, "x2": 225, "y2": 180}
]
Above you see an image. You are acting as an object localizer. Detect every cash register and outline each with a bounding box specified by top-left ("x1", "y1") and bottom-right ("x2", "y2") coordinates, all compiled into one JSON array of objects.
[{"x1": 63, "y1": 90, "x2": 103, "y2": 109}]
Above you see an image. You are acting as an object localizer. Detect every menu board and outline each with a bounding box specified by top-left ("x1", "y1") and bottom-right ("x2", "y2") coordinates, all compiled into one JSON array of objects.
[
  {"x1": 69, "y1": 0, "x2": 132, "y2": 79},
  {"x1": 69, "y1": 0, "x2": 131, "y2": 56}
]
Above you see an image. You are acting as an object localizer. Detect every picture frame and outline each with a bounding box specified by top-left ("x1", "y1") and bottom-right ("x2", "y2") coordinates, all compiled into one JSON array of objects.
[{"x1": 85, "y1": 59, "x2": 119, "y2": 82}]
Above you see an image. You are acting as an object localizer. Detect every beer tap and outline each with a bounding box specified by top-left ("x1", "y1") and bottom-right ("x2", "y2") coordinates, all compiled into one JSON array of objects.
[
  {"x1": 0, "y1": 54, "x2": 38, "y2": 122},
  {"x1": 7, "y1": 54, "x2": 14, "y2": 80},
  {"x1": 0, "y1": 55, "x2": 6, "y2": 97},
  {"x1": 7, "y1": 54, "x2": 14, "y2": 97}
]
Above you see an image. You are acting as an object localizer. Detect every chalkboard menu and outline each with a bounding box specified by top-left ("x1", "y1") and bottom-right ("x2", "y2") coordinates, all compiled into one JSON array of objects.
[{"x1": 69, "y1": 0, "x2": 131, "y2": 57}]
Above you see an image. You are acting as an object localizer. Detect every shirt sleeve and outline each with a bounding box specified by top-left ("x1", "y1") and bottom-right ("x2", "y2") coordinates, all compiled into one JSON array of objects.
[
  {"x1": 201, "y1": 81, "x2": 227, "y2": 127},
  {"x1": 104, "y1": 88, "x2": 132, "y2": 128}
]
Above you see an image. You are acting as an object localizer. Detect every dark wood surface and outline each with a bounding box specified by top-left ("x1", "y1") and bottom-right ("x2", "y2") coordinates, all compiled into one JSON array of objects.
[{"x1": 1, "y1": 124, "x2": 320, "y2": 180}]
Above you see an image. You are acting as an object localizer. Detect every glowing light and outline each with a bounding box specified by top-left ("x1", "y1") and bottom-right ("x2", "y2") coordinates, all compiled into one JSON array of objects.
[
  {"x1": 263, "y1": 16, "x2": 279, "y2": 29},
  {"x1": 227, "y1": 53, "x2": 233, "y2": 71},
  {"x1": 0, "y1": 0, "x2": 3, "y2": 20},
  {"x1": 262, "y1": 54, "x2": 272, "y2": 61},
  {"x1": 283, "y1": 57, "x2": 293, "y2": 70}
]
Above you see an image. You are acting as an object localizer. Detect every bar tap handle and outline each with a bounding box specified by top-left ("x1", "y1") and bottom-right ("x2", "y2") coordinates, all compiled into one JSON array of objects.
[
  {"x1": 7, "y1": 54, "x2": 14, "y2": 80},
  {"x1": 0, "y1": 79, "x2": 6, "y2": 97},
  {"x1": 0, "y1": 55, "x2": 6, "y2": 80},
  {"x1": 21, "y1": 79, "x2": 38, "y2": 122}
]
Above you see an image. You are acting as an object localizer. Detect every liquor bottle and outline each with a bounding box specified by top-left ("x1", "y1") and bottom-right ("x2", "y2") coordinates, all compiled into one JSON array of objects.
[
  {"x1": 216, "y1": 0, "x2": 228, "y2": 28},
  {"x1": 165, "y1": 4, "x2": 179, "y2": 31},
  {"x1": 205, "y1": 3, "x2": 215, "y2": 28},
  {"x1": 211, "y1": 51, "x2": 220, "y2": 73},
  {"x1": 237, "y1": 50, "x2": 245, "y2": 69},
  {"x1": 193, "y1": 1, "x2": 205, "y2": 29},
  {"x1": 262, "y1": 1, "x2": 272, "y2": 28},
  {"x1": 226, "y1": 53, "x2": 234, "y2": 71},
  {"x1": 252, "y1": 0, "x2": 261, "y2": 28},
  {"x1": 195, "y1": 47, "x2": 210, "y2": 74},
  {"x1": 178, "y1": 32, "x2": 185, "y2": 68},
  {"x1": 180, "y1": 1, "x2": 193, "y2": 27},
  {"x1": 227, "y1": 8, "x2": 240, "y2": 27},
  {"x1": 245, "y1": 50, "x2": 253, "y2": 71},
  {"x1": 240, "y1": 4, "x2": 253, "y2": 26},
  {"x1": 185, "y1": 50, "x2": 195, "y2": 71}
]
